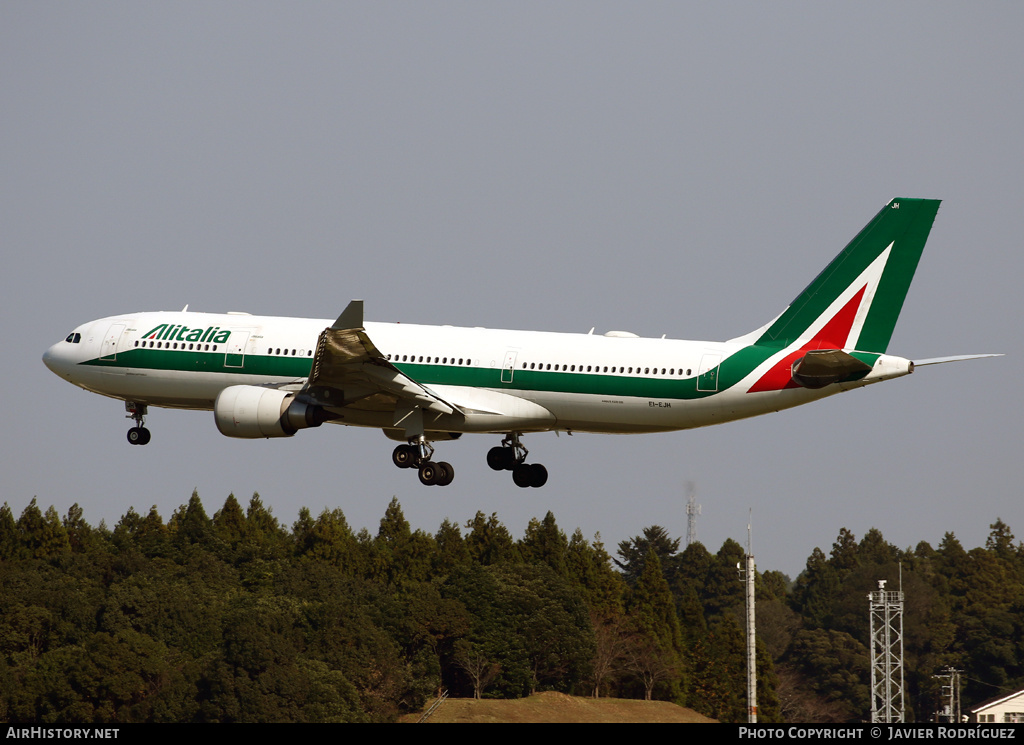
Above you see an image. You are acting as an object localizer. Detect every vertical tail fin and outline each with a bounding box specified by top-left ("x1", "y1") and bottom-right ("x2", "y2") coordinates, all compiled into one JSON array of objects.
[{"x1": 753, "y1": 198, "x2": 940, "y2": 353}]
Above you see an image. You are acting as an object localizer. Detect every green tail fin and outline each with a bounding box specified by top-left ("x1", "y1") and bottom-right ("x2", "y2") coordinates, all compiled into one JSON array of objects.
[{"x1": 756, "y1": 198, "x2": 940, "y2": 352}]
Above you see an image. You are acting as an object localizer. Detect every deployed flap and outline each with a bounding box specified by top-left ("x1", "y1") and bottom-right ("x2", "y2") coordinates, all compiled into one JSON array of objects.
[
  {"x1": 791, "y1": 349, "x2": 873, "y2": 389},
  {"x1": 306, "y1": 301, "x2": 459, "y2": 417},
  {"x1": 427, "y1": 384, "x2": 555, "y2": 422}
]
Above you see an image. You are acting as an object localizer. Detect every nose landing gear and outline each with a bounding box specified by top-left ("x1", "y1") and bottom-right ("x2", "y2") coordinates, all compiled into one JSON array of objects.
[{"x1": 126, "y1": 402, "x2": 151, "y2": 445}]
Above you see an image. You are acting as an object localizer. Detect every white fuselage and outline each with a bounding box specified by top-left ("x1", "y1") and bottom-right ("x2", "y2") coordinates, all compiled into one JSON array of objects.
[{"x1": 43, "y1": 310, "x2": 912, "y2": 438}]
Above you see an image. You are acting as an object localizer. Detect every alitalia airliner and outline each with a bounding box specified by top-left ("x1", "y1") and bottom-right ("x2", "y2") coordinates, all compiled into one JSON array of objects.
[{"x1": 43, "y1": 198, "x2": 997, "y2": 488}]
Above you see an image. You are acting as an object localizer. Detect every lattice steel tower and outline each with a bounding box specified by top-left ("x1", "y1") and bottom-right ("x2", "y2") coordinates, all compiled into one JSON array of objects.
[
  {"x1": 869, "y1": 579, "x2": 905, "y2": 722},
  {"x1": 933, "y1": 666, "x2": 962, "y2": 723},
  {"x1": 685, "y1": 481, "x2": 700, "y2": 547}
]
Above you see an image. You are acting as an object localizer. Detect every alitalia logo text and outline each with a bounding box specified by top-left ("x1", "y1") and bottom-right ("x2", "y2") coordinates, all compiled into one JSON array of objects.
[{"x1": 142, "y1": 324, "x2": 231, "y2": 344}]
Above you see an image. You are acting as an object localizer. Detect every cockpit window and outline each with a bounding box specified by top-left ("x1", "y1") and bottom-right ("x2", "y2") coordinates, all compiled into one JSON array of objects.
[{"x1": 64, "y1": 333, "x2": 81, "y2": 344}]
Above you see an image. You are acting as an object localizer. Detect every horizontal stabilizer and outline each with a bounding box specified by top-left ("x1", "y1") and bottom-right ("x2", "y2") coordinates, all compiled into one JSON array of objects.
[{"x1": 913, "y1": 354, "x2": 1003, "y2": 366}]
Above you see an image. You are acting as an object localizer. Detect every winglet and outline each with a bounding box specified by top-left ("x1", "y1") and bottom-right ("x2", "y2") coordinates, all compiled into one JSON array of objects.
[{"x1": 332, "y1": 300, "x2": 364, "y2": 330}]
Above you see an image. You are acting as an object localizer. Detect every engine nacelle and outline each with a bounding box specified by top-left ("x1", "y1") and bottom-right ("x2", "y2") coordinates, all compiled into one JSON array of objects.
[{"x1": 214, "y1": 385, "x2": 328, "y2": 439}]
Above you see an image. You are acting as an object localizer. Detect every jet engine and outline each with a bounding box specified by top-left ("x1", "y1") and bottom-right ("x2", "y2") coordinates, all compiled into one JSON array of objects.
[{"x1": 214, "y1": 385, "x2": 330, "y2": 438}]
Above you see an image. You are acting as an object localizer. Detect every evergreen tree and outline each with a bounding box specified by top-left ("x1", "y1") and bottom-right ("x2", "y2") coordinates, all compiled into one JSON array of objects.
[
  {"x1": 169, "y1": 491, "x2": 213, "y2": 548},
  {"x1": 464, "y1": 512, "x2": 516, "y2": 566},
  {"x1": 625, "y1": 550, "x2": 684, "y2": 702},
  {"x1": 213, "y1": 494, "x2": 246, "y2": 550},
  {"x1": 15, "y1": 498, "x2": 46, "y2": 560},
  {"x1": 39, "y1": 506, "x2": 71, "y2": 560},
  {"x1": 62, "y1": 503, "x2": 93, "y2": 554},
  {"x1": 304, "y1": 508, "x2": 358, "y2": 570},
  {"x1": 518, "y1": 512, "x2": 568, "y2": 576},
  {"x1": 374, "y1": 498, "x2": 434, "y2": 586},
  {"x1": 830, "y1": 527, "x2": 859, "y2": 571},
  {"x1": 615, "y1": 525, "x2": 681, "y2": 586},
  {"x1": 790, "y1": 546, "x2": 840, "y2": 629},
  {"x1": 687, "y1": 615, "x2": 746, "y2": 721},
  {"x1": 986, "y1": 518, "x2": 1018, "y2": 562},
  {"x1": 243, "y1": 493, "x2": 289, "y2": 560},
  {"x1": 566, "y1": 529, "x2": 626, "y2": 617},
  {"x1": 136, "y1": 506, "x2": 170, "y2": 558},
  {"x1": 0, "y1": 502, "x2": 17, "y2": 560},
  {"x1": 433, "y1": 518, "x2": 470, "y2": 575},
  {"x1": 292, "y1": 507, "x2": 315, "y2": 557}
]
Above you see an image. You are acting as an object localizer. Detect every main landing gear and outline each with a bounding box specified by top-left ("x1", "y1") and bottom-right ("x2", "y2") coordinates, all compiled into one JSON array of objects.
[
  {"x1": 126, "y1": 402, "x2": 151, "y2": 445},
  {"x1": 391, "y1": 432, "x2": 548, "y2": 489},
  {"x1": 487, "y1": 433, "x2": 548, "y2": 488},
  {"x1": 392, "y1": 438, "x2": 455, "y2": 487}
]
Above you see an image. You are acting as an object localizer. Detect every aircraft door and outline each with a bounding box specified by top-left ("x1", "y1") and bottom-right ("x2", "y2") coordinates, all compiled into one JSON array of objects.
[
  {"x1": 99, "y1": 323, "x2": 126, "y2": 361},
  {"x1": 501, "y1": 350, "x2": 518, "y2": 383},
  {"x1": 224, "y1": 331, "x2": 250, "y2": 368},
  {"x1": 697, "y1": 352, "x2": 722, "y2": 392}
]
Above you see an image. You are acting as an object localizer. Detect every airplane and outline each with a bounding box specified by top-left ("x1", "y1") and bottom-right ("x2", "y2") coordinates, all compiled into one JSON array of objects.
[{"x1": 43, "y1": 198, "x2": 998, "y2": 488}]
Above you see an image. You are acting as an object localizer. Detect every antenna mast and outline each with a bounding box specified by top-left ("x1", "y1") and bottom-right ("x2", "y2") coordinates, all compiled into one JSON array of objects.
[{"x1": 739, "y1": 510, "x2": 757, "y2": 723}]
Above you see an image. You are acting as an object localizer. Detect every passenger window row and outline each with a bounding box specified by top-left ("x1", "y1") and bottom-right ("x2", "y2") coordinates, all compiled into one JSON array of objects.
[
  {"x1": 134, "y1": 340, "x2": 219, "y2": 351},
  {"x1": 387, "y1": 354, "x2": 472, "y2": 366},
  {"x1": 385, "y1": 352, "x2": 693, "y2": 377},
  {"x1": 521, "y1": 361, "x2": 693, "y2": 376}
]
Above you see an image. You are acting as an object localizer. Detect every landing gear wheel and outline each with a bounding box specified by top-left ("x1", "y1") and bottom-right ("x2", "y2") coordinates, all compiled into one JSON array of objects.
[
  {"x1": 392, "y1": 444, "x2": 417, "y2": 468},
  {"x1": 125, "y1": 402, "x2": 150, "y2": 445},
  {"x1": 127, "y1": 427, "x2": 151, "y2": 446},
  {"x1": 486, "y1": 446, "x2": 507, "y2": 471},
  {"x1": 512, "y1": 462, "x2": 547, "y2": 488},
  {"x1": 418, "y1": 461, "x2": 441, "y2": 486},
  {"x1": 487, "y1": 446, "x2": 516, "y2": 471},
  {"x1": 436, "y1": 461, "x2": 455, "y2": 487}
]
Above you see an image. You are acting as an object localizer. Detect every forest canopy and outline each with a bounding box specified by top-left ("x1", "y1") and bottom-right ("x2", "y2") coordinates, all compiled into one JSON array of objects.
[{"x1": 0, "y1": 494, "x2": 1020, "y2": 723}]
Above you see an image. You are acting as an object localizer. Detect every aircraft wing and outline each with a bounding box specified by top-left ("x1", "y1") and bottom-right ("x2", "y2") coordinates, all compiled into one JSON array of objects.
[{"x1": 305, "y1": 300, "x2": 462, "y2": 417}]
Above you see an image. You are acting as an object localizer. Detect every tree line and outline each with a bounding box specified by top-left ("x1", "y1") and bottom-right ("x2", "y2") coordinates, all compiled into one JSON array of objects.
[{"x1": 0, "y1": 493, "x2": 1020, "y2": 722}]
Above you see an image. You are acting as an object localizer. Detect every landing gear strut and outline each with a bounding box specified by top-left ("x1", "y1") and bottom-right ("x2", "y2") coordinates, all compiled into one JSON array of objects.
[
  {"x1": 392, "y1": 437, "x2": 454, "y2": 487},
  {"x1": 126, "y1": 402, "x2": 151, "y2": 445},
  {"x1": 487, "y1": 433, "x2": 548, "y2": 488}
]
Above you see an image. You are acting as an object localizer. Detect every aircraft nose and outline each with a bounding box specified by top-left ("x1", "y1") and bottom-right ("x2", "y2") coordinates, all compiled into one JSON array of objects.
[{"x1": 43, "y1": 342, "x2": 72, "y2": 377}]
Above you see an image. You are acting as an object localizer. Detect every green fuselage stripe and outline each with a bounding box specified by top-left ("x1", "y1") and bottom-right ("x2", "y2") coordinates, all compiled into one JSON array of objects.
[
  {"x1": 83, "y1": 348, "x2": 316, "y2": 378},
  {"x1": 80, "y1": 345, "x2": 874, "y2": 401}
]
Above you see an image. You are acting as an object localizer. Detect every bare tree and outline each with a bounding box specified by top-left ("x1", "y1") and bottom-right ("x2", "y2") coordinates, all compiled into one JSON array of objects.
[
  {"x1": 590, "y1": 612, "x2": 629, "y2": 698},
  {"x1": 453, "y1": 642, "x2": 501, "y2": 700},
  {"x1": 624, "y1": 639, "x2": 678, "y2": 701}
]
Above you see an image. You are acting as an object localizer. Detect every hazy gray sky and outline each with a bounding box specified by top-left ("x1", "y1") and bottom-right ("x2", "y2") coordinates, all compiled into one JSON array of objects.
[{"x1": 4, "y1": 2, "x2": 1019, "y2": 576}]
